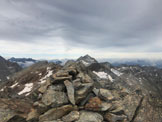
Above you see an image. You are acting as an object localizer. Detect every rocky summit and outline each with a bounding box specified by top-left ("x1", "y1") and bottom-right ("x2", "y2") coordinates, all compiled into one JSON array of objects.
[{"x1": 0, "y1": 55, "x2": 161, "y2": 122}]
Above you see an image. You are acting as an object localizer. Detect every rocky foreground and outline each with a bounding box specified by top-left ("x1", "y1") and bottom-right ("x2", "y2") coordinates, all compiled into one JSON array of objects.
[{"x1": 0, "y1": 55, "x2": 162, "y2": 122}]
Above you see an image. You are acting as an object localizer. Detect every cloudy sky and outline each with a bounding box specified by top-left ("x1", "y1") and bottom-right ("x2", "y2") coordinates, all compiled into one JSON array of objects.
[{"x1": 0, "y1": 0, "x2": 162, "y2": 59}]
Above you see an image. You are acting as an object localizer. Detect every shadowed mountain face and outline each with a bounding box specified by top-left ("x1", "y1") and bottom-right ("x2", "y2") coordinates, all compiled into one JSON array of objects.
[
  {"x1": 8, "y1": 57, "x2": 37, "y2": 68},
  {"x1": 0, "y1": 56, "x2": 22, "y2": 82},
  {"x1": 0, "y1": 55, "x2": 161, "y2": 122}
]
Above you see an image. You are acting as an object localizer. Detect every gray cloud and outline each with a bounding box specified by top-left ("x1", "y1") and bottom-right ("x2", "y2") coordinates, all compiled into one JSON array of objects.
[{"x1": 0, "y1": 0, "x2": 162, "y2": 52}]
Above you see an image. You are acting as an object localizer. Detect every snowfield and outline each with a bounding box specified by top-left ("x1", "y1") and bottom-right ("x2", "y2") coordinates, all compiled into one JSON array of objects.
[
  {"x1": 18, "y1": 83, "x2": 33, "y2": 95},
  {"x1": 39, "y1": 67, "x2": 53, "y2": 84},
  {"x1": 111, "y1": 68, "x2": 123, "y2": 76}
]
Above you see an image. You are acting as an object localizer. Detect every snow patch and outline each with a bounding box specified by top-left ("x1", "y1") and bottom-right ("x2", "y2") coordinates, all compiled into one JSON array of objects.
[
  {"x1": 81, "y1": 60, "x2": 89, "y2": 66},
  {"x1": 93, "y1": 71, "x2": 114, "y2": 82},
  {"x1": 93, "y1": 71, "x2": 108, "y2": 79},
  {"x1": 18, "y1": 83, "x2": 33, "y2": 95},
  {"x1": 108, "y1": 75, "x2": 114, "y2": 82},
  {"x1": 39, "y1": 67, "x2": 53, "y2": 84},
  {"x1": 10, "y1": 82, "x2": 18, "y2": 88},
  {"x1": 111, "y1": 68, "x2": 123, "y2": 76}
]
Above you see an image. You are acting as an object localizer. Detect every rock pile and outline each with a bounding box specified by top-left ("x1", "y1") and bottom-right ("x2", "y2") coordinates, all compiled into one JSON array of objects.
[{"x1": 0, "y1": 55, "x2": 162, "y2": 122}]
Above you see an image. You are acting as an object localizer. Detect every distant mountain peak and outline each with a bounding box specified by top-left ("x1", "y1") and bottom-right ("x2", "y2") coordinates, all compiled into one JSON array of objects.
[{"x1": 77, "y1": 54, "x2": 98, "y2": 66}]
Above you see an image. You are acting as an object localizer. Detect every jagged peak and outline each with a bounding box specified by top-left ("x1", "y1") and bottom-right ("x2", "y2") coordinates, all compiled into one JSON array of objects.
[{"x1": 77, "y1": 54, "x2": 98, "y2": 66}]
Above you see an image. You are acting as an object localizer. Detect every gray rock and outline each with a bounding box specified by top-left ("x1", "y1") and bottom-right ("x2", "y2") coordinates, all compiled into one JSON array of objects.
[
  {"x1": 39, "y1": 105, "x2": 74, "y2": 122},
  {"x1": 72, "y1": 78, "x2": 82, "y2": 89},
  {"x1": 41, "y1": 87, "x2": 68, "y2": 107},
  {"x1": 99, "y1": 88, "x2": 114, "y2": 101},
  {"x1": 104, "y1": 113, "x2": 127, "y2": 122},
  {"x1": 55, "y1": 71, "x2": 69, "y2": 77},
  {"x1": 64, "y1": 80, "x2": 75, "y2": 105},
  {"x1": 26, "y1": 109, "x2": 39, "y2": 121},
  {"x1": 49, "y1": 84, "x2": 65, "y2": 91},
  {"x1": 93, "y1": 88, "x2": 100, "y2": 96},
  {"x1": 52, "y1": 75, "x2": 72, "y2": 83},
  {"x1": 6, "y1": 115, "x2": 26, "y2": 122},
  {"x1": 75, "y1": 83, "x2": 94, "y2": 102},
  {"x1": 0, "y1": 108, "x2": 15, "y2": 122},
  {"x1": 62, "y1": 111, "x2": 80, "y2": 122},
  {"x1": 76, "y1": 111, "x2": 103, "y2": 122},
  {"x1": 101, "y1": 102, "x2": 112, "y2": 111}
]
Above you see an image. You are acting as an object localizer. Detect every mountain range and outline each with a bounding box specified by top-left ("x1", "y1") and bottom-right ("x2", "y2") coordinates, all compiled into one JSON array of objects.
[
  {"x1": 7, "y1": 56, "x2": 162, "y2": 69},
  {"x1": 0, "y1": 55, "x2": 161, "y2": 122}
]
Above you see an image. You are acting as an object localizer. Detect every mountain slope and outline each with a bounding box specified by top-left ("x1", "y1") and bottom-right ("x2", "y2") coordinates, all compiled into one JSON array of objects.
[{"x1": 0, "y1": 56, "x2": 22, "y2": 82}]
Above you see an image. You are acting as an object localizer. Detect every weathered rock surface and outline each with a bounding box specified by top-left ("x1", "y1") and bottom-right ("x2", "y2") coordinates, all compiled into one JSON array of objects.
[
  {"x1": 76, "y1": 111, "x2": 103, "y2": 122},
  {"x1": 64, "y1": 80, "x2": 75, "y2": 105},
  {"x1": 62, "y1": 111, "x2": 80, "y2": 122},
  {"x1": 99, "y1": 88, "x2": 115, "y2": 101},
  {"x1": 39, "y1": 105, "x2": 74, "y2": 122},
  {"x1": 104, "y1": 113, "x2": 127, "y2": 122},
  {"x1": 41, "y1": 87, "x2": 68, "y2": 107}
]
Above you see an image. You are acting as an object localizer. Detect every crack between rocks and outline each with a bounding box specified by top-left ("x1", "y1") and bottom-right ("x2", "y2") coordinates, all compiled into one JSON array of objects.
[{"x1": 130, "y1": 96, "x2": 144, "y2": 122}]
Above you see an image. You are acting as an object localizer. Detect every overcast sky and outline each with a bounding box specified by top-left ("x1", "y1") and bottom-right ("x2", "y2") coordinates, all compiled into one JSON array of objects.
[{"x1": 0, "y1": 0, "x2": 162, "y2": 59}]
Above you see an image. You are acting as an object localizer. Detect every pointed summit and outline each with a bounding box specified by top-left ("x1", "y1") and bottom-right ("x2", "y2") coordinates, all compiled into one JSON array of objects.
[{"x1": 77, "y1": 54, "x2": 98, "y2": 66}]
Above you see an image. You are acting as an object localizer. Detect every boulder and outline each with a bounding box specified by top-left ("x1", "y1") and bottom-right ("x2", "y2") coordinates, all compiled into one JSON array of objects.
[
  {"x1": 41, "y1": 87, "x2": 68, "y2": 107},
  {"x1": 104, "y1": 113, "x2": 127, "y2": 122},
  {"x1": 101, "y1": 102, "x2": 112, "y2": 111},
  {"x1": 75, "y1": 83, "x2": 94, "y2": 103},
  {"x1": 52, "y1": 75, "x2": 72, "y2": 83},
  {"x1": 0, "y1": 108, "x2": 16, "y2": 122},
  {"x1": 48, "y1": 84, "x2": 65, "y2": 91},
  {"x1": 62, "y1": 111, "x2": 80, "y2": 122},
  {"x1": 26, "y1": 108, "x2": 39, "y2": 121},
  {"x1": 39, "y1": 105, "x2": 74, "y2": 122},
  {"x1": 76, "y1": 111, "x2": 103, "y2": 122},
  {"x1": 55, "y1": 71, "x2": 69, "y2": 77},
  {"x1": 7, "y1": 115, "x2": 26, "y2": 122},
  {"x1": 99, "y1": 88, "x2": 115, "y2": 101},
  {"x1": 72, "y1": 78, "x2": 82, "y2": 89},
  {"x1": 120, "y1": 94, "x2": 143, "y2": 121},
  {"x1": 85, "y1": 97, "x2": 112, "y2": 111},
  {"x1": 85, "y1": 97, "x2": 102, "y2": 111},
  {"x1": 77, "y1": 73, "x2": 93, "y2": 83},
  {"x1": 64, "y1": 80, "x2": 75, "y2": 105}
]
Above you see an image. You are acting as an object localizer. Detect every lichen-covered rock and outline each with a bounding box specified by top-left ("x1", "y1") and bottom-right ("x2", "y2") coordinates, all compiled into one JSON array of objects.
[{"x1": 85, "y1": 97, "x2": 102, "y2": 111}]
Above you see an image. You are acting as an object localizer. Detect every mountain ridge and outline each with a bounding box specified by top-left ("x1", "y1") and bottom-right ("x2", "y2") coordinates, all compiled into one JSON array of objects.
[{"x1": 0, "y1": 55, "x2": 161, "y2": 122}]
